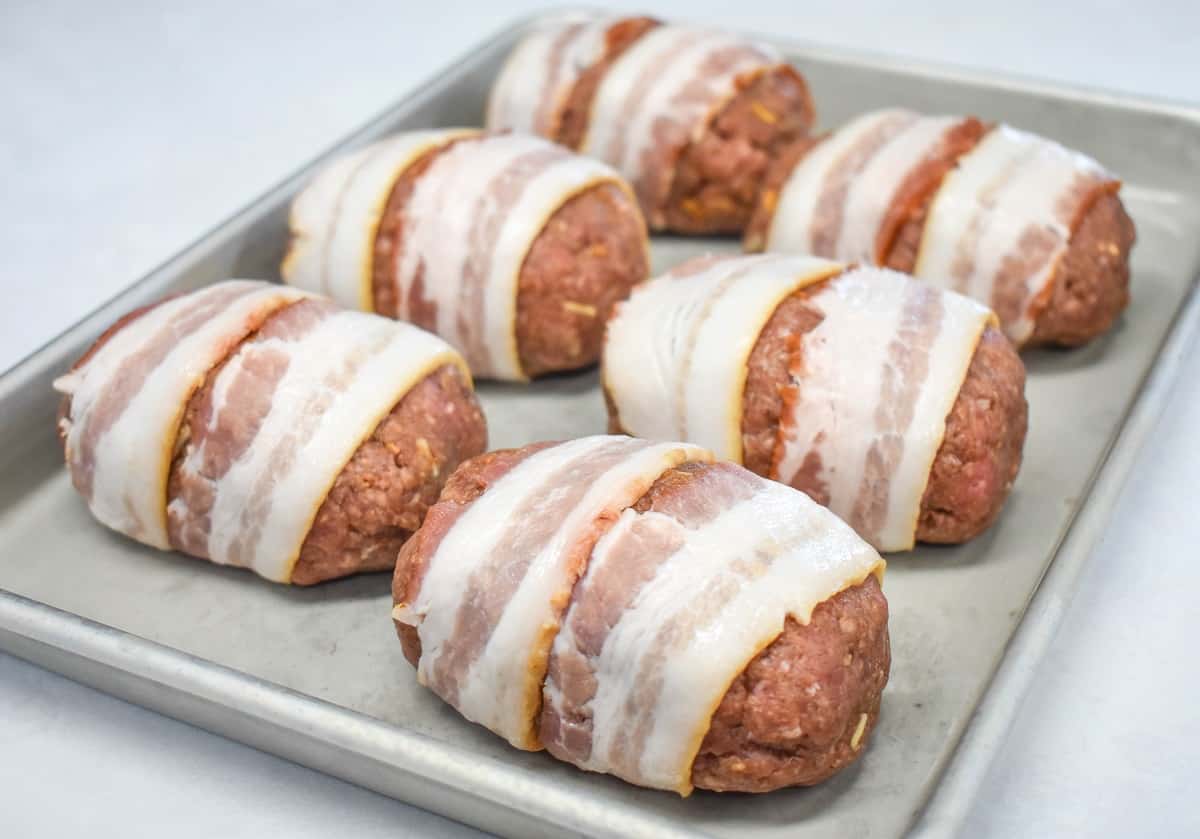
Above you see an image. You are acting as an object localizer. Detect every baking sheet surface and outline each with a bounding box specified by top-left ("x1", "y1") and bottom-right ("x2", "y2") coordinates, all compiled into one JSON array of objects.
[{"x1": 2, "y1": 17, "x2": 1199, "y2": 839}]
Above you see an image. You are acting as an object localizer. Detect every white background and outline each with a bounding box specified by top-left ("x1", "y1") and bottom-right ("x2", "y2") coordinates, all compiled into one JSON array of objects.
[{"x1": 2, "y1": 1, "x2": 1198, "y2": 836}]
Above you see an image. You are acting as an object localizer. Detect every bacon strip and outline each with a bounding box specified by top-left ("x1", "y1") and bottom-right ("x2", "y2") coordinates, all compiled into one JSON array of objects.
[
  {"x1": 392, "y1": 436, "x2": 711, "y2": 750},
  {"x1": 543, "y1": 461, "x2": 883, "y2": 793},
  {"x1": 842, "y1": 115, "x2": 973, "y2": 262},
  {"x1": 583, "y1": 25, "x2": 781, "y2": 226},
  {"x1": 485, "y1": 15, "x2": 615, "y2": 138},
  {"x1": 774, "y1": 267, "x2": 993, "y2": 551},
  {"x1": 53, "y1": 281, "x2": 308, "y2": 549},
  {"x1": 393, "y1": 134, "x2": 626, "y2": 380},
  {"x1": 766, "y1": 109, "x2": 974, "y2": 262},
  {"x1": 873, "y1": 117, "x2": 988, "y2": 266},
  {"x1": 808, "y1": 110, "x2": 918, "y2": 256},
  {"x1": 603, "y1": 253, "x2": 841, "y2": 462},
  {"x1": 761, "y1": 110, "x2": 1120, "y2": 345},
  {"x1": 167, "y1": 300, "x2": 466, "y2": 582},
  {"x1": 282, "y1": 130, "x2": 475, "y2": 311},
  {"x1": 914, "y1": 125, "x2": 1118, "y2": 345}
]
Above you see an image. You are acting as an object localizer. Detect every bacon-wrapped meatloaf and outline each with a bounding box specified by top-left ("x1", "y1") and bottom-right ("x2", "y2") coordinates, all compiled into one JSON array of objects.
[
  {"x1": 283, "y1": 130, "x2": 649, "y2": 380},
  {"x1": 55, "y1": 281, "x2": 487, "y2": 584},
  {"x1": 603, "y1": 254, "x2": 1028, "y2": 551},
  {"x1": 393, "y1": 435, "x2": 889, "y2": 793},
  {"x1": 745, "y1": 109, "x2": 1136, "y2": 347},
  {"x1": 487, "y1": 14, "x2": 816, "y2": 234}
]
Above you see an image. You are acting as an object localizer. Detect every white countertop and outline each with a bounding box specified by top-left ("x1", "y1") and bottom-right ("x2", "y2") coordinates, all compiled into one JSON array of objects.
[{"x1": 2, "y1": 1, "x2": 1198, "y2": 836}]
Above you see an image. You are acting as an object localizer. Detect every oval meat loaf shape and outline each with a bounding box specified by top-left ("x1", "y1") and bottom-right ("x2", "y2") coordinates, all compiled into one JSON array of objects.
[
  {"x1": 486, "y1": 14, "x2": 815, "y2": 234},
  {"x1": 603, "y1": 254, "x2": 1029, "y2": 552},
  {"x1": 745, "y1": 109, "x2": 1136, "y2": 347},
  {"x1": 54, "y1": 280, "x2": 487, "y2": 585},
  {"x1": 282, "y1": 130, "x2": 649, "y2": 380},
  {"x1": 392, "y1": 435, "x2": 889, "y2": 794}
]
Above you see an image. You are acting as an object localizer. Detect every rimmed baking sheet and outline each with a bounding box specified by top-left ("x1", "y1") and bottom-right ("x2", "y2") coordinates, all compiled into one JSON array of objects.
[{"x1": 2, "y1": 13, "x2": 1199, "y2": 839}]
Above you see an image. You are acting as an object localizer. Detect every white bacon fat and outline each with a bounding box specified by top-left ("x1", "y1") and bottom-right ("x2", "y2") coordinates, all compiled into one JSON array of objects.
[
  {"x1": 774, "y1": 267, "x2": 994, "y2": 551},
  {"x1": 583, "y1": 25, "x2": 781, "y2": 225},
  {"x1": 284, "y1": 132, "x2": 627, "y2": 381},
  {"x1": 53, "y1": 281, "x2": 309, "y2": 549},
  {"x1": 486, "y1": 13, "x2": 617, "y2": 137},
  {"x1": 393, "y1": 437, "x2": 883, "y2": 793},
  {"x1": 914, "y1": 125, "x2": 1116, "y2": 344},
  {"x1": 764, "y1": 110, "x2": 1118, "y2": 344},
  {"x1": 282, "y1": 129, "x2": 474, "y2": 311},
  {"x1": 603, "y1": 253, "x2": 842, "y2": 463}
]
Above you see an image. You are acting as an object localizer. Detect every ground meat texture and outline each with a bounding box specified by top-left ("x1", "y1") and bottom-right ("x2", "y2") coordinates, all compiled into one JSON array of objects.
[
  {"x1": 692, "y1": 575, "x2": 889, "y2": 792},
  {"x1": 372, "y1": 149, "x2": 648, "y2": 377},
  {"x1": 514, "y1": 182, "x2": 649, "y2": 376},
  {"x1": 915, "y1": 326, "x2": 1027, "y2": 542},
  {"x1": 1027, "y1": 192, "x2": 1136, "y2": 346},
  {"x1": 886, "y1": 189, "x2": 1135, "y2": 348},
  {"x1": 163, "y1": 300, "x2": 487, "y2": 585},
  {"x1": 739, "y1": 286, "x2": 825, "y2": 476},
  {"x1": 743, "y1": 134, "x2": 826, "y2": 252},
  {"x1": 556, "y1": 17, "x2": 661, "y2": 150},
  {"x1": 288, "y1": 362, "x2": 487, "y2": 584},
  {"x1": 663, "y1": 67, "x2": 816, "y2": 235},
  {"x1": 392, "y1": 450, "x2": 890, "y2": 792}
]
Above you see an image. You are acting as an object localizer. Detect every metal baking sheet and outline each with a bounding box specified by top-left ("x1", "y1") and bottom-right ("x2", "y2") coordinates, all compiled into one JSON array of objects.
[{"x1": 2, "y1": 13, "x2": 1199, "y2": 839}]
